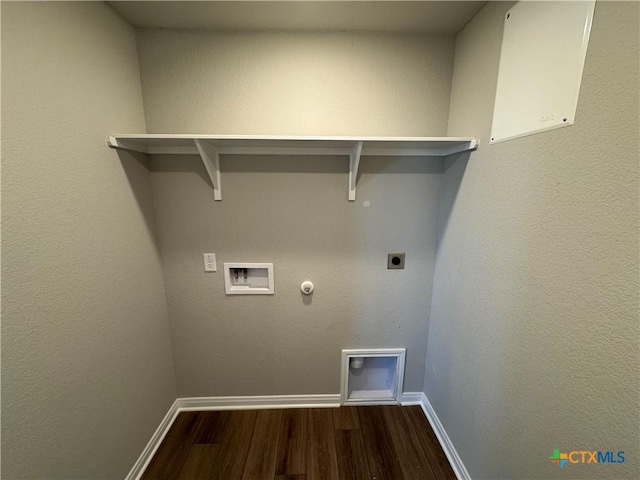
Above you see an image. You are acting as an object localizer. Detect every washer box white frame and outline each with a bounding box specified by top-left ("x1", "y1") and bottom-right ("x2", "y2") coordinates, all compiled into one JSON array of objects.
[
  {"x1": 340, "y1": 348, "x2": 406, "y2": 405},
  {"x1": 223, "y1": 263, "x2": 274, "y2": 295}
]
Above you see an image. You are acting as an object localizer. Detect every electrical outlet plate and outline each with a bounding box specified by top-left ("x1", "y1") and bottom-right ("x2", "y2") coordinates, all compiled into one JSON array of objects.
[
  {"x1": 387, "y1": 253, "x2": 405, "y2": 269},
  {"x1": 204, "y1": 253, "x2": 217, "y2": 272}
]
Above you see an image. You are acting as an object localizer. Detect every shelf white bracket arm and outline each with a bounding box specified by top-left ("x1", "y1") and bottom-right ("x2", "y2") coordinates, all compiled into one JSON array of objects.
[
  {"x1": 348, "y1": 141, "x2": 363, "y2": 201},
  {"x1": 194, "y1": 139, "x2": 222, "y2": 201}
]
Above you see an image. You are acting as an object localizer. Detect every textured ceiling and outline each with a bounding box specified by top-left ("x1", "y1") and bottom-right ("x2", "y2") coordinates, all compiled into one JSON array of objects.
[{"x1": 108, "y1": 1, "x2": 487, "y2": 34}]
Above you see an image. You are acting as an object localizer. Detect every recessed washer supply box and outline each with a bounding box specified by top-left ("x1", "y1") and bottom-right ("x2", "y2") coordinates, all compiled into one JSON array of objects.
[{"x1": 224, "y1": 263, "x2": 274, "y2": 295}]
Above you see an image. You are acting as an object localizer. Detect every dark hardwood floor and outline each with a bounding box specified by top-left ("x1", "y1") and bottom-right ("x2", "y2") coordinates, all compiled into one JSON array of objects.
[{"x1": 141, "y1": 405, "x2": 456, "y2": 480}]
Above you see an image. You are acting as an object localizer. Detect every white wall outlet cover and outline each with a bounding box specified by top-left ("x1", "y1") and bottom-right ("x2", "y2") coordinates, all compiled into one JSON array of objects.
[{"x1": 203, "y1": 253, "x2": 217, "y2": 272}]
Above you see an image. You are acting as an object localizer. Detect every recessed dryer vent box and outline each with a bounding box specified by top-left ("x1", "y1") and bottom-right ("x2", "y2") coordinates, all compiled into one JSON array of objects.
[
  {"x1": 224, "y1": 263, "x2": 274, "y2": 295},
  {"x1": 341, "y1": 348, "x2": 406, "y2": 405}
]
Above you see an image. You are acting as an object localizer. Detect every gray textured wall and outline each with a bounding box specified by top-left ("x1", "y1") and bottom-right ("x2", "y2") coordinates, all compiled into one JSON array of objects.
[
  {"x1": 136, "y1": 30, "x2": 454, "y2": 136},
  {"x1": 1, "y1": 2, "x2": 177, "y2": 478},
  {"x1": 4, "y1": 3, "x2": 635, "y2": 478},
  {"x1": 137, "y1": 30, "x2": 456, "y2": 396},
  {"x1": 426, "y1": 2, "x2": 639, "y2": 478},
  {"x1": 150, "y1": 155, "x2": 442, "y2": 396}
]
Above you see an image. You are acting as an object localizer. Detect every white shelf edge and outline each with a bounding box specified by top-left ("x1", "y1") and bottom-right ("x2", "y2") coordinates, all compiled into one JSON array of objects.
[
  {"x1": 108, "y1": 133, "x2": 479, "y2": 142},
  {"x1": 107, "y1": 135, "x2": 151, "y2": 154},
  {"x1": 107, "y1": 134, "x2": 478, "y2": 201}
]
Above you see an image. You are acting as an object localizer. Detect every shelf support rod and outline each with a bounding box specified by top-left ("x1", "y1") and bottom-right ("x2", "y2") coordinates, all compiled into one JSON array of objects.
[
  {"x1": 348, "y1": 141, "x2": 363, "y2": 201},
  {"x1": 194, "y1": 139, "x2": 222, "y2": 201}
]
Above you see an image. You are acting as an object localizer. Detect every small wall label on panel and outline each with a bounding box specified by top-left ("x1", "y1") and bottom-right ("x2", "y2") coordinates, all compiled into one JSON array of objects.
[
  {"x1": 490, "y1": 1, "x2": 595, "y2": 144},
  {"x1": 224, "y1": 263, "x2": 274, "y2": 295}
]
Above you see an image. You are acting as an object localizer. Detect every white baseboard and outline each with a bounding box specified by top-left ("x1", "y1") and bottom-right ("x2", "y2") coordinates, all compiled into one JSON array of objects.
[
  {"x1": 418, "y1": 393, "x2": 471, "y2": 480},
  {"x1": 400, "y1": 391, "x2": 424, "y2": 405},
  {"x1": 125, "y1": 399, "x2": 179, "y2": 480},
  {"x1": 125, "y1": 394, "x2": 340, "y2": 479},
  {"x1": 177, "y1": 394, "x2": 341, "y2": 411},
  {"x1": 126, "y1": 392, "x2": 469, "y2": 480}
]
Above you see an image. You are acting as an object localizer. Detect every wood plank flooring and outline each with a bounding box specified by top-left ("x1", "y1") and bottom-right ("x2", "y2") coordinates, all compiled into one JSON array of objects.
[{"x1": 141, "y1": 406, "x2": 456, "y2": 480}]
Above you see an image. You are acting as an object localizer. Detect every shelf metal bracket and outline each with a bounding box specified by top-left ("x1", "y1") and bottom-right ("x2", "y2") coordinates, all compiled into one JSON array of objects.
[
  {"x1": 348, "y1": 141, "x2": 363, "y2": 201},
  {"x1": 194, "y1": 139, "x2": 222, "y2": 201}
]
